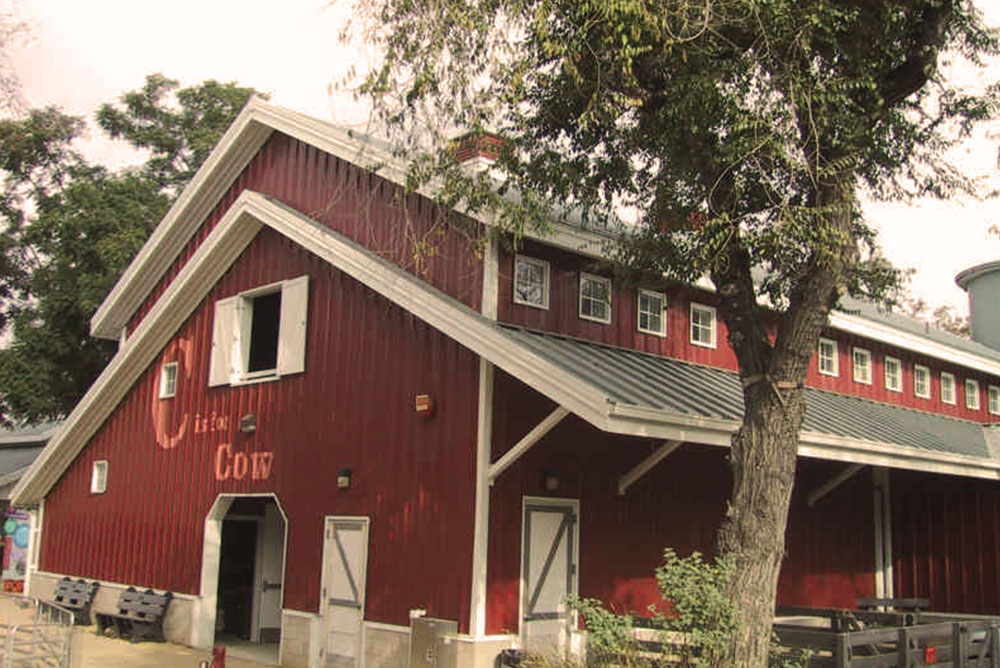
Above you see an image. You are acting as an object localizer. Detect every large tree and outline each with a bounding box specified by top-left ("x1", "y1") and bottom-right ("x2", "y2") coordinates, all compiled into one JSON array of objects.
[
  {"x1": 0, "y1": 75, "x2": 262, "y2": 425},
  {"x1": 353, "y1": 1, "x2": 999, "y2": 665}
]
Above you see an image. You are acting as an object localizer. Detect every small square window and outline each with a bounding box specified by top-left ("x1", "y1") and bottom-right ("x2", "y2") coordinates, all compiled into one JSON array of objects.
[
  {"x1": 513, "y1": 255, "x2": 550, "y2": 309},
  {"x1": 989, "y1": 385, "x2": 1000, "y2": 415},
  {"x1": 637, "y1": 290, "x2": 666, "y2": 336},
  {"x1": 159, "y1": 362, "x2": 178, "y2": 399},
  {"x1": 579, "y1": 273, "x2": 612, "y2": 324},
  {"x1": 941, "y1": 372, "x2": 956, "y2": 405},
  {"x1": 852, "y1": 348, "x2": 872, "y2": 385},
  {"x1": 818, "y1": 338, "x2": 838, "y2": 377},
  {"x1": 965, "y1": 379, "x2": 981, "y2": 410},
  {"x1": 884, "y1": 357, "x2": 902, "y2": 393},
  {"x1": 690, "y1": 303, "x2": 717, "y2": 349},
  {"x1": 91, "y1": 460, "x2": 108, "y2": 494}
]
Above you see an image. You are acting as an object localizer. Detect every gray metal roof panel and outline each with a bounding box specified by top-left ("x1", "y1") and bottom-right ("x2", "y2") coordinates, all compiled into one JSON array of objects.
[
  {"x1": 501, "y1": 327, "x2": 990, "y2": 459},
  {"x1": 0, "y1": 445, "x2": 45, "y2": 478}
]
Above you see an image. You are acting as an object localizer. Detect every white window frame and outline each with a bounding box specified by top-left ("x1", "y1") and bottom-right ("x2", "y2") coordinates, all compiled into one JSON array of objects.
[
  {"x1": 852, "y1": 347, "x2": 872, "y2": 385},
  {"x1": 817, "y1": 338, "x2": 838, "y2": 377},
  {"x1": 914, "y1": 364, "x2": 930, "y2": 399},
  {"x1": 989, "y1": 385, "x2": 1000, "y2": 415},
  {"x1": 578, "y1": 273, "x2": 612, "y2": 324},
  {"x1": 159, "y1": 361, "x2": 178, "y2": 399},
  {"x1": 941, "y1": 372, "x2": 956, "y2": 405},
  {"x1": 513, "y1": 255, "x2": 550, "y2": 310},
  {"x1": 689, "y1": 303, "x2": 717, "y2": 349},
  {"x1": 90, "y1": 460, "x2": 108, "y2": 494},
  {"x1": 209, "y1": 275, "x2": 309, "y2": 387},
  {"x1": 884, "y1": 356, "x2": 902, "y2": 393},
  {"x1": 965, "y1": 378, "x2": 981, "y2": 411},
  {"x1": 637, "y1": 289, "x2": 667, "y2": 337}
]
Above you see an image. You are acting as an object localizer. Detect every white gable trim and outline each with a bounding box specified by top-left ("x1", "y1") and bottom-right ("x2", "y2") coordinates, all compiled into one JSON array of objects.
[
  {"x1": 91, "y1": 100, "x2": 609, "y2": 341},
  {"x1": 16, "y1": 191, "x2": 1000, "y2": 507}
]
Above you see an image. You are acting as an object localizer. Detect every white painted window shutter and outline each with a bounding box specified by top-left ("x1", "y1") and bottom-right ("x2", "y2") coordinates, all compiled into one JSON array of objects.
[
  {"x1": 209, "y1": 296, "x2": 238, "y2": 386},
  {"x1": 277, "y1": 275, "x2": 309, "y2": 377}
]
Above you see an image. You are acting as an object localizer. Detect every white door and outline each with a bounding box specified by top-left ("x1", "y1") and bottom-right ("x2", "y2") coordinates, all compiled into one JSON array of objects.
[
  {"x1": 321, "y1": 517, "x2": 369, "y2": 668},
  {"x1": 521, "y1": 499, "x2": 579, "y2": 656},
  {"x1": 253, "y1": 503, "x2": 285, "y2": 642}
]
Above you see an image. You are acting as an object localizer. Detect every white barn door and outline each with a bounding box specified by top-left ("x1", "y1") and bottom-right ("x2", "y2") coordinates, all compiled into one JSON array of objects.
[
  {"x1": 321, "y1": 517, "x2": 369, "y2": 668},
  {"x1": 521, "y1": 499, "x2": 579, "y2": 657}
]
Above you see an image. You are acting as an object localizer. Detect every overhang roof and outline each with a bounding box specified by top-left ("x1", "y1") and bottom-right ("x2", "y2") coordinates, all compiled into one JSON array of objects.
[{"x1": 14, "y1": 191, "x2": 1000, "y2": 506}]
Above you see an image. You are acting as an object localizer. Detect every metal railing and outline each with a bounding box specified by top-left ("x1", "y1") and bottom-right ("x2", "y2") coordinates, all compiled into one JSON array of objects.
[{"x1": 0, "y1": 594, "x2": 74, "y2": 668}]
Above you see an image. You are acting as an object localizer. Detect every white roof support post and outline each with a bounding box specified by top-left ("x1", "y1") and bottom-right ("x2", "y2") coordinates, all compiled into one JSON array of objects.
[
  {"x1": 469, "y1": 238, "x2": 499, "y2": 638},
  {"x1": 617, "y1": 440, "x2": 682, "y2": 496},
  {"x1": 807, "y1": 463, "x2": 864, "y2": 508},
  {"x1": 488, "y1": 406, "x2": 570, "y2": 484}
]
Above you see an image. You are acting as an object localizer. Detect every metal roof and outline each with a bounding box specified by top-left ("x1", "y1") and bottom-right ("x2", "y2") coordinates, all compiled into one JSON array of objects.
[{"x1": 500, "y1": 326, "x2": 990, "y2": 460}]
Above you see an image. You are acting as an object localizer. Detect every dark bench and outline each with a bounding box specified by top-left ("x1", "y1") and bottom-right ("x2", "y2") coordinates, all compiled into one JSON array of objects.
[
  {"x1": 95, "y1": 586, "x2": 173, "y2": 642},
  {"x1": 50, "y1": 577, "x2": 99, "y2": 625}
]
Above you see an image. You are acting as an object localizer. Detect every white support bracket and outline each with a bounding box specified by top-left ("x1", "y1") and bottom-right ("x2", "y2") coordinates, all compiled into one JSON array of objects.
[
  {"x1": 617, "y1": 440, "x2": 682, "y2": 496},
  {"x1": 807, "y1": 463, "x2": 864, "y2": 507},
  {"x1": 488, "y1": 406, "x2": 570, "y2": 484}
]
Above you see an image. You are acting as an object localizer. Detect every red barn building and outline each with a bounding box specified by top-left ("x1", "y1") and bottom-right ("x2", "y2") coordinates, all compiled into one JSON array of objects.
[{"x1": 12, "y1": 100, "x2": 1000, "y2": 667}]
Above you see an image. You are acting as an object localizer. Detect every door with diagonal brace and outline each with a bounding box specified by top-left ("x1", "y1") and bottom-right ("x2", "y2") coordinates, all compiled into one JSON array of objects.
[
  {"x1": 520, "y1": 499, "x2": 579, "y2": 656},
  {"x1": 321, "y1": 517, "x2": 369, "y2": 667}
]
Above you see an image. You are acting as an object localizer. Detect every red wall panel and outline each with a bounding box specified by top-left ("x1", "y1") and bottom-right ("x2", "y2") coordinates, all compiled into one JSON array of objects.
[
  {"x1": 892, "y1": 469, "x2": 1000, "y2": 614},
  {"x1": 484, "y1": 371, "x2": 877, "y2": 635},
  {"x1": 129, "y1": 133, "x2": 484, "y2": 334},
  {"x1": 42, "y1": 227, "x2": 480, "y2": 629},
  {"x1": 498, "y1": 242, "x2": 1000, "y2": 425}
]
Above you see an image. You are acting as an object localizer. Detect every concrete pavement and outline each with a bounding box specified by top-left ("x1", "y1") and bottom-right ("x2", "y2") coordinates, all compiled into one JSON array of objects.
[{"x1": 72, "y1": 628, "x2": 274, "y2": 668}]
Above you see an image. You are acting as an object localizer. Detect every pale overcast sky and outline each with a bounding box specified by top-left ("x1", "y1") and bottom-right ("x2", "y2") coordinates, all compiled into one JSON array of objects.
[{"x1": 8, "y1": 0, "x2": 1000, "y2": 313}]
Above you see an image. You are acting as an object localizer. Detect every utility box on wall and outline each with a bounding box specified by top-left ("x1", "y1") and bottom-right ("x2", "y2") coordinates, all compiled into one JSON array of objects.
[{"x1": 409, "y1": 616, "x2": 458, "y2": 668}]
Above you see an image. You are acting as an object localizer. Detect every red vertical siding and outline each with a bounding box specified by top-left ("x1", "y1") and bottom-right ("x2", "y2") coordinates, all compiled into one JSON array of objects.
[
  {"x1": 128, "y1": 134, "x2": 483, "y2": 335},
  {"x1": 42, "y1": 227, "x2": 480, "y2": 629},
  {"x1": 892, "y1": 469, "x2": 1000, "y2": 614},
  {"x1": 484, "y1": 371, "x2": 877, "y2": 635}
]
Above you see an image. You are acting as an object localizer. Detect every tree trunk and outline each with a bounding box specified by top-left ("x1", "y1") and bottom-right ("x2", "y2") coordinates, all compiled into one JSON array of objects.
[{"x1": 716, "y1": 384, "x2": 805, "y2": 668}]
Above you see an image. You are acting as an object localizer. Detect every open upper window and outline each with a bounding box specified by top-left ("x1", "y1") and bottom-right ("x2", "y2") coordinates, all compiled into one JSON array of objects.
[
  {"x1": 209, "y1": 275, "x2": 309, "y2": 386},
  {"x1": 579, "y1": 273, "x2": 612, "y2": 324},
  {"x1": 513, "y1": 255, "x2": 550, "y2": 309},
  {"x1": 637, "y1": 289, "x2": 666, "y2": 336}
]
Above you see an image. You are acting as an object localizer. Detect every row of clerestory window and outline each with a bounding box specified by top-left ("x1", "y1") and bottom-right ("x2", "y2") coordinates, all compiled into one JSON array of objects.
[
  {"x1": 817, "y1": 337, "x2": 999, "y2": 413},
  {"x1": 514, "y1": 254, "x2": 718, "y2": 348}
]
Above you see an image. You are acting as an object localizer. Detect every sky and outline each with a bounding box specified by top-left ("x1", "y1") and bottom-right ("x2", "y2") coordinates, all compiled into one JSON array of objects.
[{"x1": 7, "y1": 0, "x2": 1000, "y2": 314}]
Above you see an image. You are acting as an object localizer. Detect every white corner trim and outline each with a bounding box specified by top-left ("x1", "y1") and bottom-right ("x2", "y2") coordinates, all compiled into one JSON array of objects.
[{"x1": 828, "y1": 310, "x2": 1000, "y2": 376}]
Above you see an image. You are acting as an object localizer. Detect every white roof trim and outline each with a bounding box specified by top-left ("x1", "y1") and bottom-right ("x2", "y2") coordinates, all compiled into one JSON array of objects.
[
  {"x1": 91, "y1": 100, "x2": 608, "y2": 341},
  {"x1": 828, "y1": 310, "x2": 1000, "y2": 376},
  {"x1": 17, "y1": 190, "x2": 1000, "y2": 506}
]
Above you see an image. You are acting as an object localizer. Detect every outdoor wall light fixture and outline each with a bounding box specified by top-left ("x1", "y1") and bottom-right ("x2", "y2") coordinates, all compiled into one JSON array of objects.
[
  {"x1": 543, "y1": 472, "x2": 560, "y2": 491},
  {"x1": 240, "y1": 413, "x2": 257, "y2": 433},
  {"x1": 337, "y1": 468, "x2": 353, "y2": 490}
]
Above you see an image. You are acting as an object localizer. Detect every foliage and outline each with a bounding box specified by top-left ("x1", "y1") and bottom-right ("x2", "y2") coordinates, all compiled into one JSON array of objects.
[
  {"x1": 96, "y1": 73, "x2": 262, "y2": 192},
  {"x1": 352, "y1": 1, "x2": 1000, "y2": 664},
  {"x1": 0, "y1": 8, "x2": 28, "y2": 114},
  {"x1": 0, "y1": 75, "x2": 262, "y2": 425}
]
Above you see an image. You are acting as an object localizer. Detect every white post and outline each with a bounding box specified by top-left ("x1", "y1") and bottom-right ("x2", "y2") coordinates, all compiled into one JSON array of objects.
[{"x1": 470, "y1": 238, "x2": 499, "y2": 637}]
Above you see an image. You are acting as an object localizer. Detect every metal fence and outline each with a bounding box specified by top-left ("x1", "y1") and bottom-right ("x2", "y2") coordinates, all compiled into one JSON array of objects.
[{"x1": 0, "y1": 594, "x2": 74, "y2": 668}]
